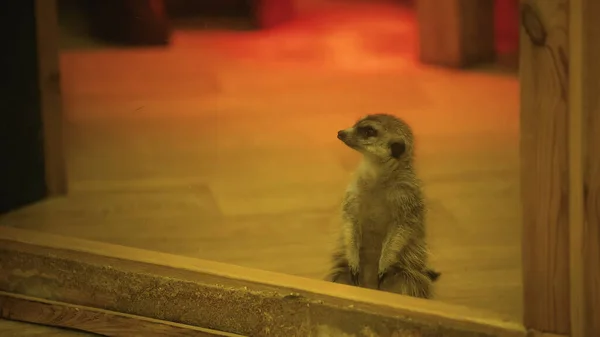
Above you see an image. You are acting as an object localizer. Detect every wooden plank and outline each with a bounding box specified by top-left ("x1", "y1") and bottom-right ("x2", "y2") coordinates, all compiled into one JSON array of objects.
[
  {"x1": 416, "y1": 0, "x2": 495, "y2": 68},
  {"x1": 570, "y1": 0, "x2": 600, "y2": 336},
  {"x1": 0, "y1": 227, "x2": 526, "y2": 337},
  {"x1": 35, "y1": 0, "x2": 67, "y2": 196},
  {"x1": 567, "y1": 0, "x2": 585, "y2": 336},
  {"x1": 581, "y1": 72, "x2": 600, "y2": 334},
  {"x1": 0, "y1": 292, "x2": 241, "y2": 337},
  {"x1": 519, "y1": 0, "x2": 571, "y2": 334}
]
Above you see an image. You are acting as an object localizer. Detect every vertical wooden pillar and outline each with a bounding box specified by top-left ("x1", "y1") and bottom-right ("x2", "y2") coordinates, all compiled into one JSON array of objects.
[
  {"x1": 522, "y1": 0, "x2": 600, "y2": 336},
  {"x1": 416, "y1": 0, "x2": 495, "y2": 67},
  {"x1": 35, "y1": 0, "x2": 67, "y2": 197},
  {"x1": 569, "y1": 0, "x2": 600, "y2": 336},
  {"x1": 519, "y1": 0, "x2": 570, "y2": 335},
  {"x1": 0, "y1": 0, "x2": 66, "y2": 214},
  {"x1": 580, "y1": 51, "x2": 600, "y2": 337}
]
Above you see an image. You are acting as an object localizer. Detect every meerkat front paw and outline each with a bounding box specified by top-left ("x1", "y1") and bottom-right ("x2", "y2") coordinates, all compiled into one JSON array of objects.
[
  {"x1": 350, "y1": 268, "x2": 360, "y2": 286},
  {"x1": 377, "y1": 271, "x2": 388, "y2": 289},
  {"x1": 346, "y1": 248, "x2": 361, "y2": 286}
]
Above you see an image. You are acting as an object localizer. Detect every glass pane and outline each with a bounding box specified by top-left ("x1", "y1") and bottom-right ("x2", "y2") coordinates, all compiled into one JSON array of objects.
[{"x1": 1, "y1": 0, "x2": 522, "y2": 329}]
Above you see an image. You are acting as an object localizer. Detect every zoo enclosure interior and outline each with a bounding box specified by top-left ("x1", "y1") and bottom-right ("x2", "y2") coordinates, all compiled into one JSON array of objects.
[{"x1": 1, "y1": 0, "x2": 522, "y2": 327}]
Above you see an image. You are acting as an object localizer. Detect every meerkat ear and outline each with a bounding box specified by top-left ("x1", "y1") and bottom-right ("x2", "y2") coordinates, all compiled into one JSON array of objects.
[{"x1": 389, "y1": 141, "x2": 406, "y2": 159}]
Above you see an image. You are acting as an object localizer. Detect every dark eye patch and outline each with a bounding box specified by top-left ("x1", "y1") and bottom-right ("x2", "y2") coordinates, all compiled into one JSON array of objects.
[{"x1": 357, "y1": 126, "x2": 378, "y2": 138}]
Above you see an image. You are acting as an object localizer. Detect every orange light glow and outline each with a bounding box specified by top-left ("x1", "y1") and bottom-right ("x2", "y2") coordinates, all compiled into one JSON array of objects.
[{"x1": 196, "y1": 2, "x2": 418, "y2": 73}]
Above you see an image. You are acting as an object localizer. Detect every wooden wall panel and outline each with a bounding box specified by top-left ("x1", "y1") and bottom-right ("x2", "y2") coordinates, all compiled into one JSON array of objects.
[{"x1": 519, "y1": 0, "x2": 570, "y2": 334}]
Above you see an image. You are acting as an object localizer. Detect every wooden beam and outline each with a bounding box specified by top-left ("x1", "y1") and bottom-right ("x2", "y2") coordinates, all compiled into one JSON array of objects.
[
  {"x1": 569, "y1": 0, "x2": 600, "y2": 336},
  {"x1": 568, "y1": 0, "x2": 585, "y2": 336},
  {"x1": 35, "y1": 0, "x2": 67, "y2": 196},
  {"x1": 0, "y1": 292, "x2": 241, "y2": 337},
  {"x1": 519, "y1": 0, "x2": 570, "y2": 334},
  {"x1": 416, "y1": 0, "x2": 495, "y2": 68},
  {"x1": 0, "y1": 227, "x2": 526, "y2": 337}
]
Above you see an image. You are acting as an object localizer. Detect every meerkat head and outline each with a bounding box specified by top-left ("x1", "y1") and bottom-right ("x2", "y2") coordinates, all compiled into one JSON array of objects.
[{"x1": 337, "y1": 114, "x2": 414, "y2": 164}]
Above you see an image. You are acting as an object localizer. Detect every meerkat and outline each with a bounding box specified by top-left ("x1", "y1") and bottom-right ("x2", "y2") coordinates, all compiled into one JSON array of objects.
[{"x1": 327, "y1": 113, "x2": 439, "y2": 299}]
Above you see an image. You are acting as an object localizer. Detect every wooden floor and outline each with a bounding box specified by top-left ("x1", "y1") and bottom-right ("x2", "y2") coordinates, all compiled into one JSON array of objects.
[{"x1": 0, "y1": 2, "x2": 522, "y2": 326}]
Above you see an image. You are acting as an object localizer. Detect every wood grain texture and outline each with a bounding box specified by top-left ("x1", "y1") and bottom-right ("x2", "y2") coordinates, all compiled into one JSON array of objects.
[
  {"x1": 0, "y1": 319, "x2": 95, "y2": 336},
  {"x1": 568, "y1": 0, "x2": 585, "y2": 336},
  {"x1": 571, "y1": 0, "x2": 600, "y2": 335},
  {"x1": 0, "y1": 227, "x2": 526, "y2": 337},
  {"x1": 519, "y1": 0, "x2": 570, "y2": 334},
  {"x1": 0, "y1": 292, "x2": 242, "y2": 337},
  {"x1": 416, "y1": 0, "x2": 495, "y2": 67},
  {"x1": 582, "y1": 87, "x2": 600, "y2": 334},
  {"x1": 35, "y1": 0, "x2": 67, "y2": 195}
]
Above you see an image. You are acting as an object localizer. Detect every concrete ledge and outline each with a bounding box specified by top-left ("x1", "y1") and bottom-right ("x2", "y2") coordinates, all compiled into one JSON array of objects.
[{"x1": 0, "y1": 227, "x2": 525, "y2": 337}]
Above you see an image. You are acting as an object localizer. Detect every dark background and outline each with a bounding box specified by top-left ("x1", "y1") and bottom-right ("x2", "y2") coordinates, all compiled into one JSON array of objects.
[{"x1": 0, "y1": 1, "x2": 48, "y2": 214}]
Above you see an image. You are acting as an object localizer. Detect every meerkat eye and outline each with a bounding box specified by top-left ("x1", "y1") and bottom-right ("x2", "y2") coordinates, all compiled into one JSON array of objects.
[{"x1": 357, "y1": 126, "x2": 377, "y2": 138}]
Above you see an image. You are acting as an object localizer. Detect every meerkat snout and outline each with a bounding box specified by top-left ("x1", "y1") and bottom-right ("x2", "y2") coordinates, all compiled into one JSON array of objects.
[{"x1": 337, "y1": 130, "x2": 347, "y2": 140}]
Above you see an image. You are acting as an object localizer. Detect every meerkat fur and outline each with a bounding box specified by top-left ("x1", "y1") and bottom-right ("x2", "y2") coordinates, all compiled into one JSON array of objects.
[{"x1": 327, "y1": 113, "x2": 439, "y2": 298}]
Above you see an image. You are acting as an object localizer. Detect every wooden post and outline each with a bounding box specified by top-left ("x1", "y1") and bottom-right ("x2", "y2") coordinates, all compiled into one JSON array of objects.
[
  {"x1": 0, "y1": 0, "x2": 66, "y2": 214},
  {"x1": 416, "y1": 0, "x2": 495, "y2": 67},
  {"x1": 35, "y1": 0, "x2": 67, "y2": 196},
  {"x1": 569, "y1": 0, "x2": 600, "y2": 336},
  {"x1": 519, "y1": 0, "x2": 570, "y2": 335},
  {"x1": 522, "y1": 0, "x2": 600, "y2": 336}
]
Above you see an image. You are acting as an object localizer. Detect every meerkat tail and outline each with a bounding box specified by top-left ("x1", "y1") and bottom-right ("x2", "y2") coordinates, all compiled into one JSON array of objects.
[
  {"x1": 326, "y1": 251, "x2": 354, "y2": 285},
  {"x1": 425, "y1": 268, "x2": 441, "y2": 282}
]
